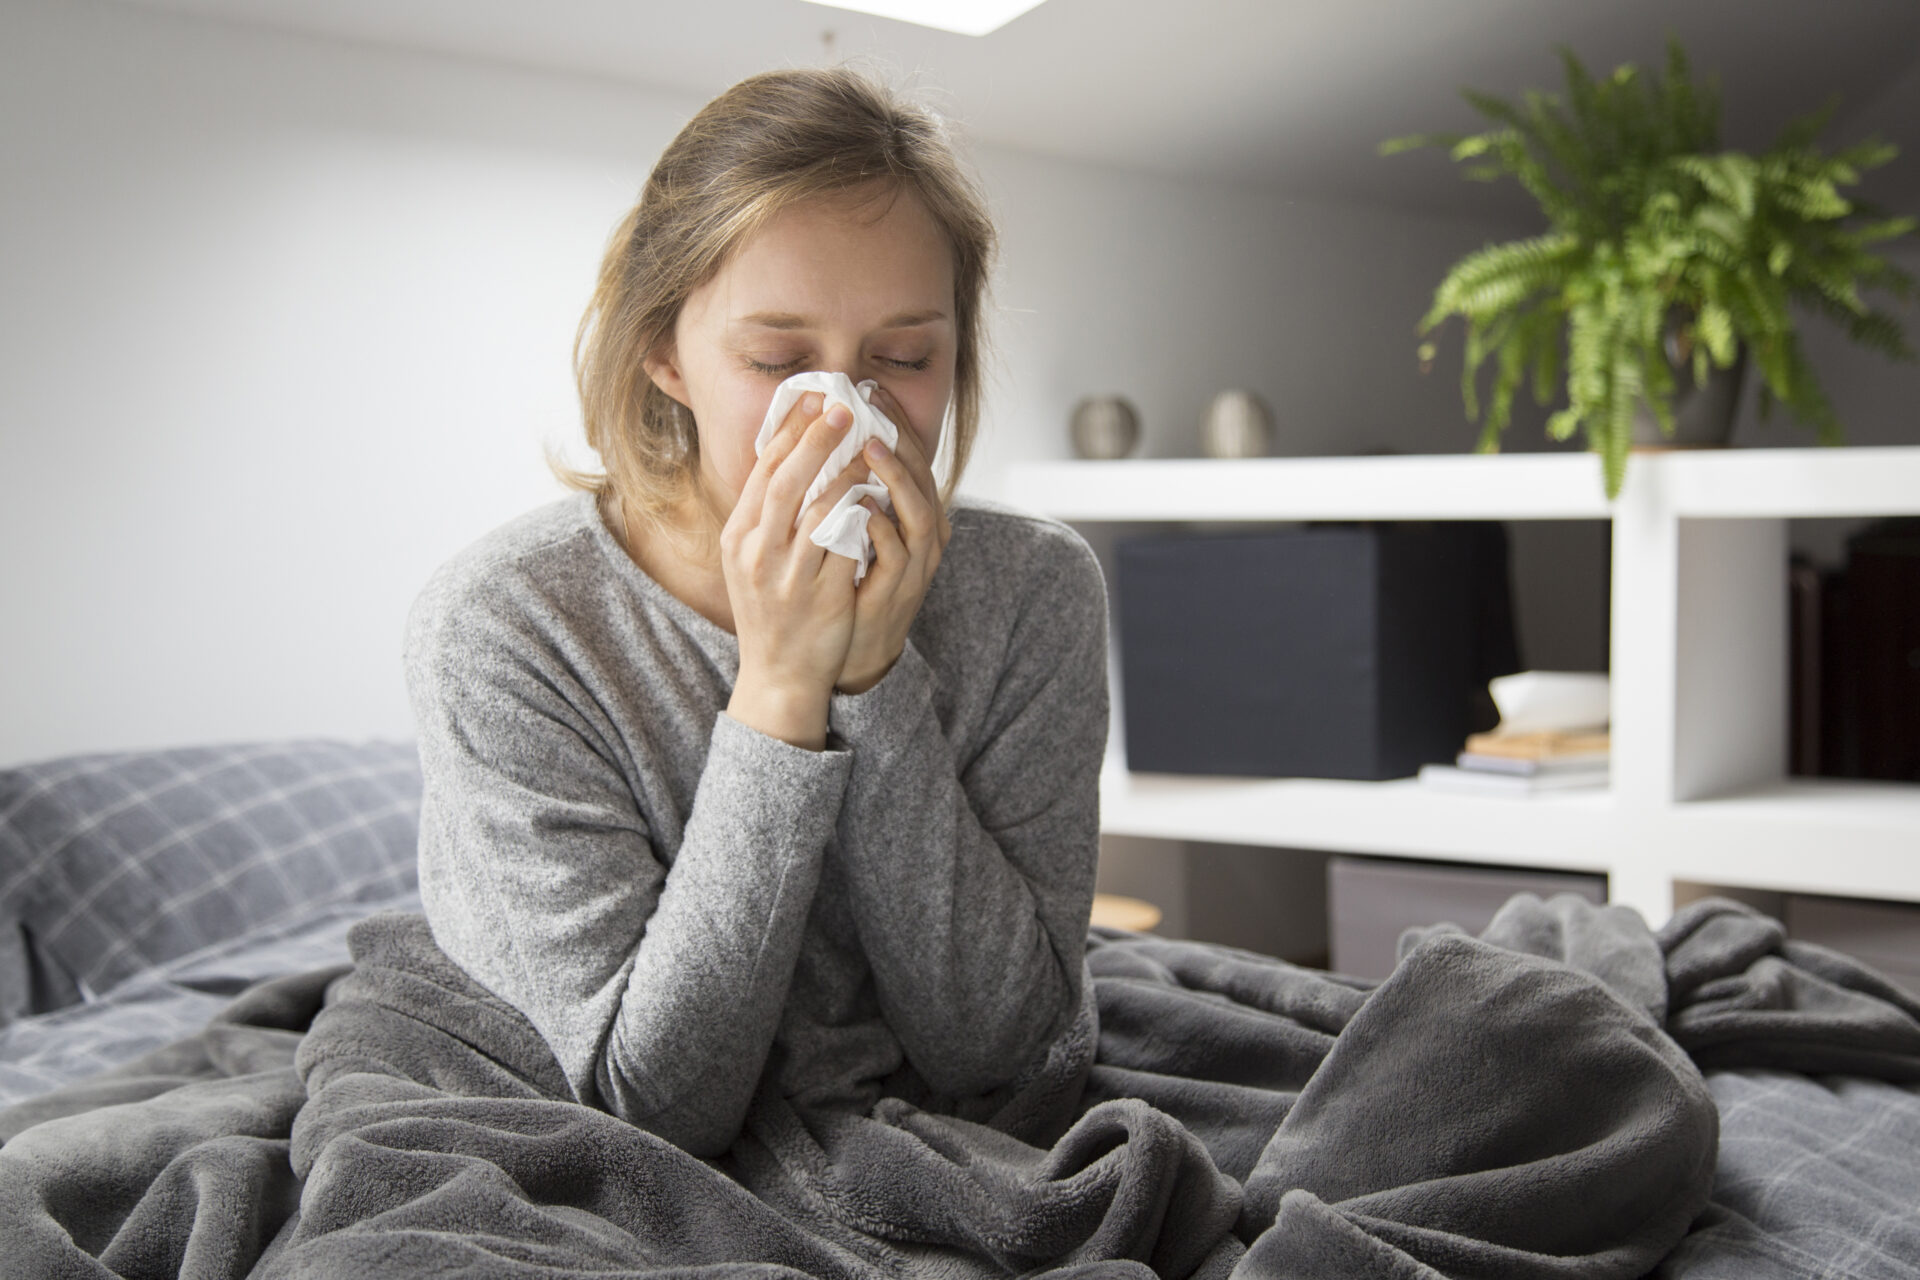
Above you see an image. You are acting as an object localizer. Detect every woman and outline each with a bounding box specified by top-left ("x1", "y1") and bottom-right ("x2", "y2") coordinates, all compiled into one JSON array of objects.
[{"x1": 402, "y1": 66, "x2": 1109, "y2": 1160}]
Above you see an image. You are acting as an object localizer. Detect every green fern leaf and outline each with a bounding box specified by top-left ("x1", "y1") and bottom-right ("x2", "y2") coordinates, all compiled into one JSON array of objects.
[{"x1": 1695, "y1": 303, "x2": 1736, "y2": 363}]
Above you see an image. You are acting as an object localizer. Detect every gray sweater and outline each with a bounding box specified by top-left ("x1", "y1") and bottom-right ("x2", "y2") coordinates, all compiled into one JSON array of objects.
[{"x1": 403, "y1": 489, "x2": 1109, "y2": 1157}]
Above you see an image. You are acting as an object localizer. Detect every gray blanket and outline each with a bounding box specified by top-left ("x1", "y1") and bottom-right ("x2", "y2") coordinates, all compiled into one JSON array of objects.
[{"x1": 3, "y1": 894, "x2": 1917, "y2": 1279}]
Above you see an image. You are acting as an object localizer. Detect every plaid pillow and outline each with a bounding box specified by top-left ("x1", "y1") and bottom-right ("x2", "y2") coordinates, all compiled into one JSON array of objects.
[{"x1": 0, "y1": 739, "x2": 421, "y2": 1025}]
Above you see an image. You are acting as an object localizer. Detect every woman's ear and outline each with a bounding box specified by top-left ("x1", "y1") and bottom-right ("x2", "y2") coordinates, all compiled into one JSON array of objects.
[{"x1": 642, "y1": 342, "x2": 692, "y2": 408}]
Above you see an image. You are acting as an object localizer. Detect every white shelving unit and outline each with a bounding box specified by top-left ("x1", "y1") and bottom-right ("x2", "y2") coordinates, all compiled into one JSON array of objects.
[{"x1": 1006, "y1": 446, "x2": 1920, "y2": 927}]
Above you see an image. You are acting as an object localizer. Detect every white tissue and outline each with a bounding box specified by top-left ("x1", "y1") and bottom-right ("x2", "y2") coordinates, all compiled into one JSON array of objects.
[
  {"x1": 1487, "y1": 671, "x2": 1611, "y2": 735},
  {"x1": 751, "y1": 370, "x2": 899, "y2": 585}
]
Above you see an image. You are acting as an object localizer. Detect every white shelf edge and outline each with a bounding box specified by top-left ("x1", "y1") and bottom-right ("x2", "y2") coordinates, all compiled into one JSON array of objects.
[
  {"x1": 1099, "y1": 766, "x2": 1920, "y2": 904},
  {"x1": 1099, "y1": 763, "x2": 1617, "y2": 874},
  {"x1": 1649, "y1": 446, "x2": 1920, "y2": 518},
  {"x1": 1007, "y1": 453, "x2": 1614, "y2": 521},
  {"x1": 1009, "y1": 446, "x2": 1920, "y2": 522}
]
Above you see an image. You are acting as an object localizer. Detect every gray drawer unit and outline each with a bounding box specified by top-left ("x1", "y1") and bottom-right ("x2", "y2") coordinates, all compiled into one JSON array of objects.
[
  {"x1": 1785, "y1": 894, "x2": 1920, "y2": 1000},
  {"x1": 1329, "y1": 855, "x2": 1607, "y2": 982}
]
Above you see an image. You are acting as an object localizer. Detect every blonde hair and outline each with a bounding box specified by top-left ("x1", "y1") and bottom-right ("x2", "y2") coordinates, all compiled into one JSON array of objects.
[{"x1": 556, "y1": 66, "x2": 997, "y2": 548}]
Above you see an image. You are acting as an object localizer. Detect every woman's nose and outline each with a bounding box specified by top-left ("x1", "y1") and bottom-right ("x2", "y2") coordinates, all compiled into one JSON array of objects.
[
  {"x1": 816, "y1": 350, "x2": 892, "y2": 382},
  {"x1": 863, "y1": 381, "x2": 904, "y2": 426}
]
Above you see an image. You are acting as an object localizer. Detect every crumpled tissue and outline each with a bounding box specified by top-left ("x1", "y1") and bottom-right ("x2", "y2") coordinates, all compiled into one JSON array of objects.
[{"x1": 752, "y1": 370, "x2": 898, "y2": 585}]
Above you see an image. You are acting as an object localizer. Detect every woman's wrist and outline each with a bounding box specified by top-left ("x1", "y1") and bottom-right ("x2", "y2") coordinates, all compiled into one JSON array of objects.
[
  {"x1": 728, "y1": 669, "x2": 831, "y2": 751},
  {"x1": 834, "y1": 657, "x2": 890, "y2": 697}
]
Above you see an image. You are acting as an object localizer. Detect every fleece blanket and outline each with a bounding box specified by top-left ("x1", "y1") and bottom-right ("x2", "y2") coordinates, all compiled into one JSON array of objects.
[{"x1": 3, "y1": 894, "x2": 1918, "y2": 1279}]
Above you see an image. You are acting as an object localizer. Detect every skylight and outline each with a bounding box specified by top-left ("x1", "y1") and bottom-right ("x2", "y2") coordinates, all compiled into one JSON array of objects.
[{"x1": 797, "y1": 0, "x2": 1051, "y2": 37}]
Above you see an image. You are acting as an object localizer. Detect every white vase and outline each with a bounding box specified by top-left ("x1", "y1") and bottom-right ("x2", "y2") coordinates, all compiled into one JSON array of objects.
[{"x1": 1201, "y1": 389, "x2": 1274, "y2": 458}]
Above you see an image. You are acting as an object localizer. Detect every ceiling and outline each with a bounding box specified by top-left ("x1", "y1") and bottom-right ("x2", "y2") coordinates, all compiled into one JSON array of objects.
[{"x1": 112, "y1": 0, "x2": 1920, "y2": 222}]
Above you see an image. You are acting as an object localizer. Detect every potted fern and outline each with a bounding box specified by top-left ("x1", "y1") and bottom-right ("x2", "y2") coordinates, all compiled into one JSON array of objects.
[{"x1": 1384, "y1": 40, "x2": 1917, "y2": 498}]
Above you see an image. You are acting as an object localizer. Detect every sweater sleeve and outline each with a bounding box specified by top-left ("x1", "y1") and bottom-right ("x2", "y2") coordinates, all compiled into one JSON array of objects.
[
  {"x1": 824, "y1": 525, "x2": 1109, "y2": 1098},
  {"x1": 404, "y1": 574, "x2": 850, "y2": 1157}
]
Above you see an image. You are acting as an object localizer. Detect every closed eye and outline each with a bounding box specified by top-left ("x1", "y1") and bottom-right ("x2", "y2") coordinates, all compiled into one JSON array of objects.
[
  {"x1": 743, "y1": 354, "x2": 935, "y2": 375},
  {"x1": 744, "y1": 355, "x2": 806, "y2": 375}
]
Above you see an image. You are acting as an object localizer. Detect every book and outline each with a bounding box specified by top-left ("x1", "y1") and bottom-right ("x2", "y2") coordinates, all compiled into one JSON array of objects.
[
  {"x1": 1417, "y1": 763, "x2": 1609, "y2": 796},
  {"x1": 1462, "y1": 729, "x2": 1611, "y2": 762},
  {"x1": 1456, "y1": 750, "x2": 1610, "y2": 776}
]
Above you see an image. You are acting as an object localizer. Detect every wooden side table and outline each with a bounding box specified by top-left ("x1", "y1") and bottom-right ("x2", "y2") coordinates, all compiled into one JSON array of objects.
[{"x1": 1090, "y1": 893, "x2": 1163, "y2": 934}]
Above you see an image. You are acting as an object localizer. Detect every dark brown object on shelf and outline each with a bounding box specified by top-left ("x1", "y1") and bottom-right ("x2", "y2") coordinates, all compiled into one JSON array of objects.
[
  {"x1": 1787, "y1": 554, "x2": 1822, "y2": 776},
  {"x1": 1792, "y1": 519, "x2": 1920, "y2": 782},
  {"x1": 1846, "y1": 518, "x2": 1920, "y2": 783},
  {"x1": 1819, "y1": 565, "x2": 1861, "y2": 778}
]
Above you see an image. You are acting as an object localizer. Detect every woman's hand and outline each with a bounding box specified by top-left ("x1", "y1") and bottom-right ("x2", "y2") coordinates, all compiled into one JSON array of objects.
[
  {"x1": 722, "y1": 391, "x2": 879, "y2": 749},
  {"x1": 836, "y1": 385, "x2": 952, "y2": 696}
]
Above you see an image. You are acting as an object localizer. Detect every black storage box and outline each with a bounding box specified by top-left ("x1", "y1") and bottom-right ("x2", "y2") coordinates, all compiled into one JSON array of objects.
[{"x1": 1115, "y1": 521, "x2": 1520, "y2": 780}]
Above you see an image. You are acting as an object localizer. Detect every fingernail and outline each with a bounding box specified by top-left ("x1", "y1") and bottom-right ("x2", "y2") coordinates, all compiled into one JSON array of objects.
[
  {"x1": 827, "y1": 403, "x2": 852, "y2": 429},
  {"x1": 865, "y1": 440, "x2": 887, "y2": 460}
]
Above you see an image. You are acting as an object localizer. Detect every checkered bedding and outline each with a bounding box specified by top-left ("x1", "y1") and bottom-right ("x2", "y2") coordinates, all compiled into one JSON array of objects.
[
  {"x1": 0, "y1": 737, "x2": 423, "y2": 1106},
  {"x1": 0, "y1": 888, "x2": 420, "y2": 1108},
  {"x1": 1657, "y1": 1070, "x2": 1920, "y2": 1279},
  {"x1": 0, "y1": 738, "x2": 421, "y2": 1025}
]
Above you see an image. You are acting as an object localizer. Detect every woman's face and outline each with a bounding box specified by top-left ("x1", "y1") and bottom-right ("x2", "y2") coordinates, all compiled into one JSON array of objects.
[{"x1": 645, "y1": 183, "x2": 958, "y2": 527}]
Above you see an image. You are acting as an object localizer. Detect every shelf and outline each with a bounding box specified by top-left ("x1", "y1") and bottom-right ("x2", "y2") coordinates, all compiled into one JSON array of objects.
[
  {"x1": 1008, "y1": 446, "x2": 1920, "y2": 523},
  {"x1": 1658, "y1": 779, "x2": 1920, "y2": 904},
  {"x1": 1100, "y1": 765, "x2": 1920, "y2": 906},
  {"x1": 1032, "y1": 444, "x2": 1920, "y2": 925},
  {"x1": 1008, "y1": 452, "x2": 1613, "y2": 521},
  {"x1": 1649, "y1": 447, "x2": 1920, "y2": 518},
  {"x1": 1099, "y1": 761, "x2": 1616, "y2": 875}
]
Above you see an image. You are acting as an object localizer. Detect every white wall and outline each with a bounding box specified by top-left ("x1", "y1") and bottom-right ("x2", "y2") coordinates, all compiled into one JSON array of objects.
[
  {"x1": 2, "y1": 0, "x2": 675, "y2": 763},
  {"x1": 975, "y1": 146, "x2": 1511, "y2": 474},
  {"x1": 1, "y1": 0, "x2": 1518, "y2": 767}
]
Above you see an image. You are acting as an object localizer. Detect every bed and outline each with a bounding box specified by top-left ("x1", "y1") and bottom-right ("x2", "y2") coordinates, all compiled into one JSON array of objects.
[{"x1": 1, "y1": 738, "x2": 1915, "y2": 1278}]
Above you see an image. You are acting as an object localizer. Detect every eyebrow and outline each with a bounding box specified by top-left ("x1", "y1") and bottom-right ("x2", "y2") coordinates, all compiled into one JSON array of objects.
[{"x1": 733, "y1": 309, "x2": 949, "y2": 331}]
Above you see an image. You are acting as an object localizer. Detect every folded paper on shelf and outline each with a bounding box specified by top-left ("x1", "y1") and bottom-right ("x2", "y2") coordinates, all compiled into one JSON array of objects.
[{"x1": 752, "y1": 371, "x2": 898, "y2": 585}]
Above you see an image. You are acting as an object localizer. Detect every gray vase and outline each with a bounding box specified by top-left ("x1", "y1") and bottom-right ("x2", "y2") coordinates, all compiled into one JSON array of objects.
[
  {"x1": 1070, "y1": 395, "x2": 1141, "y2": 460},
  {"x1": 1630, "y1": 346, "x2": 1747, "y2": 449}
]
